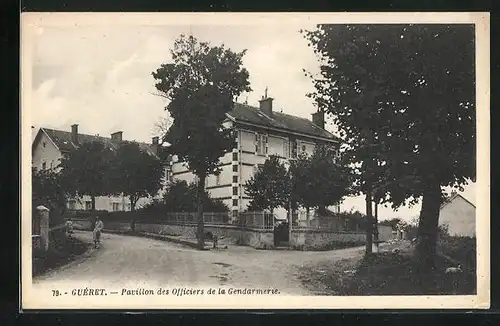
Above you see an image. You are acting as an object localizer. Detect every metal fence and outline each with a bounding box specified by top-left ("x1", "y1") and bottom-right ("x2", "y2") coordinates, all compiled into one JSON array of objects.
[
  {"x1": 162, "y1": 211, "x2": 274, "y2": 230},
  {"x1": 236, "y1": 212, "x2": 274, "y2": 230},
  {"x1": 164, "y1": 212, "x2": 230, "y2": 226}
]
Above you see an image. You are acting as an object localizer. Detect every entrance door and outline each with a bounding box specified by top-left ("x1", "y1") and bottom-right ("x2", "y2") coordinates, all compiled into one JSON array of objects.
[{"x1": 273, "y1": 221, "x2": 289, "y2": 247}]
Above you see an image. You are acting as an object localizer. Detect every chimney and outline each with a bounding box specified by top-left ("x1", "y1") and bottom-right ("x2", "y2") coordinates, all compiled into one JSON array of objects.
[
  {"x1": 71, "y1": 124, "x2": 79, "y2": 144},
  {"x1": 312, "y1": 111, "x2": 325, "y2": 129},
  {"x1": 259, "y1": 97, "x2": 274, "y2": 117},
  {"x1": 111, "y1": 131, "x2": 123, "y2": 142}
]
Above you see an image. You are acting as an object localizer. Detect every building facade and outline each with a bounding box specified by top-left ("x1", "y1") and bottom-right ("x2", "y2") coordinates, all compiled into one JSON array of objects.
[
  {"x1": 170, "y1": 96, "x2": 341, "y2": 221},
  {"x1": 32, "y1": 125, "x2": 169, "y2": 212},
  {"x1": 438, "y1": 192, "x2": 476, "y2": 237}
]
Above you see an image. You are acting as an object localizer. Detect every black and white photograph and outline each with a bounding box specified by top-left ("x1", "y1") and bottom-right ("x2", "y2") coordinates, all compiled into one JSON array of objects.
[{"x1": 21, "y1": 13, "x2": 490, "y2": 309}]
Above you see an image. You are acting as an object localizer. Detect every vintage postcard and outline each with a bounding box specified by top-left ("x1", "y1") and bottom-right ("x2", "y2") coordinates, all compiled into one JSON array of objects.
[{"x1": 21, "y1": 12, "x2": 490, "y2": 310}]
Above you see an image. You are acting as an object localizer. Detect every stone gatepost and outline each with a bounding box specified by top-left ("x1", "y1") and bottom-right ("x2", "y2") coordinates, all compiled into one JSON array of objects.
[{"x1": 36, "y1": 205, "x2": 50, "y2": 252}]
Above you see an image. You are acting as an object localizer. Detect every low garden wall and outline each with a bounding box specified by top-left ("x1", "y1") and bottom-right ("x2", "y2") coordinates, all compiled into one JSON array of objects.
[{"x1": 68, "y1": 218, "x2": 394, "y2": 250}]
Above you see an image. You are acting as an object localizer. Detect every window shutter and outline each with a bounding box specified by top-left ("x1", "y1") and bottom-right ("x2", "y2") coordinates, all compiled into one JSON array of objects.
[{"x1": 255, "y1": 133, "x2": 259, "y2": 153}]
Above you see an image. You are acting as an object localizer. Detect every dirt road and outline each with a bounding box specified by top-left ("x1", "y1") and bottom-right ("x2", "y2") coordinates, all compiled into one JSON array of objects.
[{"x1": 33, "y1": 230, "x2": 366, "y2": 295}]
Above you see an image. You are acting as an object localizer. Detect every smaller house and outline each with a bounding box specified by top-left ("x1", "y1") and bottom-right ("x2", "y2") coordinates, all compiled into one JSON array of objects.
[
  {"x1": 439, "y1": 192, "x2": 476, "y2": 238},
  {"x1": 32, "y1": 124, "x2": 170, "y2": 212}
]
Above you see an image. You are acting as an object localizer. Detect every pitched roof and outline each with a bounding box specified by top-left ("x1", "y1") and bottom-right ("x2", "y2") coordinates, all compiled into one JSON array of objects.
[
  {"x1": 227, "y1": 103, "x2": 339, "y2": 142},
  {"x1": 440, "y1": 192, "x2": 476, "y2": 210},
  {"x1": 34, "y1": 128, "x2": 159, "y2": 157}
]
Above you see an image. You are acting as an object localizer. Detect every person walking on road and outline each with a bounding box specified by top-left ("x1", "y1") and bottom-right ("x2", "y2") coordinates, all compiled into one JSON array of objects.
[{"x1": 93, "y1": 216, "x2": 104, "y2": 249}]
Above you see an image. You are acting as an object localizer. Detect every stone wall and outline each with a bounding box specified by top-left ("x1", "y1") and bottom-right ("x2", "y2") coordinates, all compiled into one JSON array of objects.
[
  {"x1": 291, "y1": 229, "x2": 366, "y2": 249},
  {"x1": 69, "y1": 219, "x2": 381, "y2": 250}
]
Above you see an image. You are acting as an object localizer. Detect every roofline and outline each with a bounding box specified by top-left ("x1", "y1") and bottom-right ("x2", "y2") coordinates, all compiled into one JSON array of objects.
[
  {"x1": 36, "y1": 127, "x2": 160, "y2": 159},
  {"x1": 440, "y1": 193, "x2": 476, "y2": 210},
  {"x1": 226, "y1": 113, "x2": 340, "y2": 144},
  {"x1": 32, "y1": 128, "x2": 61, "y2": 153}
]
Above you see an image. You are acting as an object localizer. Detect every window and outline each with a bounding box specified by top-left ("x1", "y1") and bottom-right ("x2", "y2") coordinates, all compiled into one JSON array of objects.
[
  {"x1": 290, "y1": 140, "x2": 298, "y2": 158},
  {"x1": 112, "y1": 203, "x2": 120, "y2": 211},
  {"x1": 68, "y1": 200, "x2": 76, "y2": 210},
  {"x1": 232, "y1": 199, "x2": 238, "y2": 207},
  {"x1": 255, "y1": 133, "x2": 267, "y2": 156},
  {"x1": 232, "y1": 152, "x2": 238, "y2": 161},
  {"x1": 233, "y1": 187, "x2": 238, "y2": 195},
  {"x1": 42, "y1": 142, "x2": 46, "y2": 148},
  {"x1": 49, "y1": 161, "x2": 53, "y2": 169},
  {"x1": 85, "y1": 201, "x2": 92, "y2": 210},
  {"x1": 232, "y1": 175, "x2": 238, "y2": 183},
  {"x1": 165, "y1": 171, "x2": 173, "y2": 182},
  {"x1": 233, "y1": 165, "x2": 238, "y2": 172},
  {"x1": 283, "y1": 139, "x2": 290, "y2": 158},
  {"x1": 126, "y1": 203, "x2": 131, "y2": 211},
  {"x1": 42, "y1": 162, "x2": 47, "y2": 170},
  {"x1": 216, "y1": 174, "x2": 221, "y2": 185}
]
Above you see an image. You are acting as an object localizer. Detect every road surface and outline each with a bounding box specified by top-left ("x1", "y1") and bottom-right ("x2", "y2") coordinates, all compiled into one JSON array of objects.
[{"x1": 33, "y1": 230, "x2": 366, "y2": 295}]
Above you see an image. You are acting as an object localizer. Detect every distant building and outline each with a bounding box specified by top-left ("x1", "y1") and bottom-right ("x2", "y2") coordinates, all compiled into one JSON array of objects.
[
  {"x1": 439, "y1": 192, "x2": 476, "y2": 237},
  {"x1": 32, "y1": 124, "x2": 169, "y2": 211},
  {"x1": 170, "y1": 94, "x2": 341, "y2": 222}
]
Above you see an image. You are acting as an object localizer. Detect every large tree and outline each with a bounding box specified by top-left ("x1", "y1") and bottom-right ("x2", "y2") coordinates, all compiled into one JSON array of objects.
[
  {"x1": 304, "y1": 24, "x2": 475, "y2": 268},
  {"x1": 290, "y1": 145, "x2": 352, "y2": 221},
  {"x1": 152, "y1": 35, "x2": 251, "y2": 249},
  {"x1": 245, "y1": 155, "x2": 290, "y2": 215},
  {"x1": 112, "y1": 142, "x2": 165, "y2": 231},
  {"x1": 59, "y1": 141, "x2": 117, "y2": 211}
]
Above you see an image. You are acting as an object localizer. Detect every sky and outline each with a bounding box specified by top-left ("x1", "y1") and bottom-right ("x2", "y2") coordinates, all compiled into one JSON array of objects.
[{"x1": 29, "y1": 22, "x2": 475, "y2": 221}]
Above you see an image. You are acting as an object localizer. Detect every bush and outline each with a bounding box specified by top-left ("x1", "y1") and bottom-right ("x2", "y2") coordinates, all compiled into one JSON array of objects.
[{"x1": 163, "y1": 180, "x2": 229, "y2": 213}]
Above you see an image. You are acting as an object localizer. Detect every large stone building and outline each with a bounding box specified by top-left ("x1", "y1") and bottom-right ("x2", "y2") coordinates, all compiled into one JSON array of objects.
[
  {"x1": 32, "y1": 124, "x2": 168, "y2": 211},
  {"x1": 170, "y1": 95, "x2": 341, "y2": 221}
]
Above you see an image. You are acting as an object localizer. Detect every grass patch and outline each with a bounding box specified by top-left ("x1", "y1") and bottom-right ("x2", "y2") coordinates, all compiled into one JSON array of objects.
[
  {"x1": 32, "y1": 237, "x2": 91, "y2": 277},
  {"x1": 300, "y1": 251, "x2": 476, "y2": 295}
]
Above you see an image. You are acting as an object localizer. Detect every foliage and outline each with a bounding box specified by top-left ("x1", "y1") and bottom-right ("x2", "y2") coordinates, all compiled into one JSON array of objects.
[
  {"x1": 244, "y1": 155, "x2": 290, "y2": 213},
  {"x1": 111, "y1": 142, "x2": 164, "y2": 211},
  {"x1": 32, "y1": 167, "x2": 68, "y2": 225},
  {"x1": 303, "y1": 24, "x2": 475, "y2": 267},
  {"x1": 59, "y1": 141, "x2": 116, "y2": 211},
  {"x1": 290, "y1": 144, "x2": 352, "y2": 213},
  {"x1": 162, "y1": 180, "x2": 229, "y2": 213},
  {"x1": 152, "y1": 34, "x2": 251, "y2": 247}
]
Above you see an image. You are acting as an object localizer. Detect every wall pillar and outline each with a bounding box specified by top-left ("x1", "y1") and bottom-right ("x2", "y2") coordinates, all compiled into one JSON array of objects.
[{"x1": 36, "y1": 205, "x2": 50, "y2": 252}]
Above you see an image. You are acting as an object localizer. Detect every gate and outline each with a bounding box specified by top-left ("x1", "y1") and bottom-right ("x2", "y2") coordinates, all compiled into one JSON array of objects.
[{"x1": 273, "y1": 221, "x2": 289, "y2": 247}]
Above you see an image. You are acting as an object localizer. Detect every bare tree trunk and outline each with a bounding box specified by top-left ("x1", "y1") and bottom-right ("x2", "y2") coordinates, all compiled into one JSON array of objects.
[
  {"x1": 130, "y1": 196, "x2": 137, "y2": 233},
  {"x1": 365, "y1": 185, "x2": 373, "y2": 256},
  {"x1": 416, "y1": 181, "x2": 442, "y2": 270},
  {"x1": 196, "y1": 174, "x2": 206, "y2": 250}
]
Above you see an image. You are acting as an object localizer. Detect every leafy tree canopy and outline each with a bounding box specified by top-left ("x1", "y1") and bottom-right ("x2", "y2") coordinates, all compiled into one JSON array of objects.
[
  {"x1": 112, "y1": 142, "x2": 165, "y2": 211},
  {"x1": 152, "y1": 34, "x2": 252, "y2": 178},
  {"x1": 304, "y1": 24, "x2": 475, "y2": 207},
  {"x1": 245, "y1": 155, "x2": 289, "y2": 213},
  {"x1": 59, "y1": 141, "x2": 116, "y2": 209}
]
